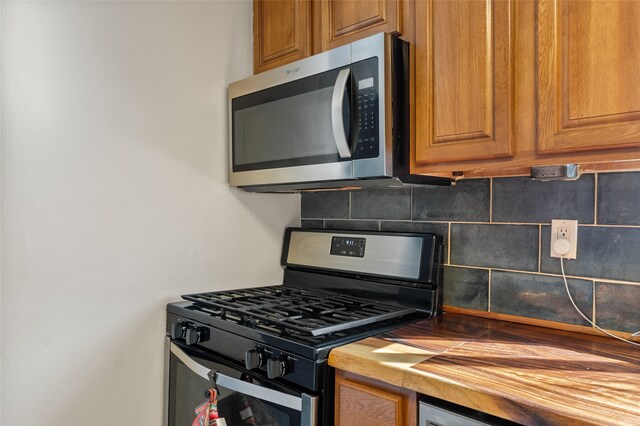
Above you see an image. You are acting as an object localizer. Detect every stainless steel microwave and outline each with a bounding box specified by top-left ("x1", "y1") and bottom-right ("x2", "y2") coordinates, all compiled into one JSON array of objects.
[{"x1": 228, "y1": 33, "x2": 450, "y2": 192}]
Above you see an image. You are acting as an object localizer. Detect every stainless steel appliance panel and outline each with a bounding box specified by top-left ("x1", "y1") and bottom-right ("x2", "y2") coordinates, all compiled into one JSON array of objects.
[
  {"x1": 351, "y1": 33, "x2": 390, "y2": 179},
  {"x1": 228, "y1": 42, "x2": 355, "y2": 188},
  {"x1": 286, "y1": 230, "x2": 423, "y2": 280}
]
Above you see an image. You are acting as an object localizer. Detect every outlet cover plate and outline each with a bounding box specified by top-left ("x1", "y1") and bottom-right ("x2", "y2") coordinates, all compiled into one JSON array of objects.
[{"x1": 550, "y1": 219, "x2": 578, "y2": 259}]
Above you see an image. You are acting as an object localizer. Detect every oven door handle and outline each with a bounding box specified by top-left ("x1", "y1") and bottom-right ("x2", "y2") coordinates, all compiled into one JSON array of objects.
[
  {"x1": 170, "y1": 343, "x2": 317, "y2": 425},
  {"x1": 331, "y1": 67, "x2": 352, "y2": 159},
  {"x1": 212, "y1": 372, "x2": 318, "y2": 426},
  {"x1": 170, "y1": 342, "x2": 212, "y2": 381},
  {"x1": 211, "y1": 370, "x2": 304, "y2": 411}
]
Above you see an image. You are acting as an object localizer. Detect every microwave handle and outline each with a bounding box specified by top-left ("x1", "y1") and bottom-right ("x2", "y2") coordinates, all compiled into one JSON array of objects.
[{"x1": 331, "y1": 68, "x2": 352, "y2": 159}]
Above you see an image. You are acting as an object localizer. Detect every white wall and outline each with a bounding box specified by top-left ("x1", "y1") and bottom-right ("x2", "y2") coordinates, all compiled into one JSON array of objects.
[{"x1": 1, "y1": 2, "x2": 299, "y2": 425}]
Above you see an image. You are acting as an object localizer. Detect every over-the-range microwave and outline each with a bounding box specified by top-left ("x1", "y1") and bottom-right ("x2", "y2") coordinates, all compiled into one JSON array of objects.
[{"x1": 228, "y1": 32, "x2": 451, "y2": 192}]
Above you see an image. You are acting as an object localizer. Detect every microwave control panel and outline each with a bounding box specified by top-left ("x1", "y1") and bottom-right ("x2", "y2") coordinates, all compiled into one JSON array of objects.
[{"x1": 352, "y1": 58, "x2": 379, "y2": 160}]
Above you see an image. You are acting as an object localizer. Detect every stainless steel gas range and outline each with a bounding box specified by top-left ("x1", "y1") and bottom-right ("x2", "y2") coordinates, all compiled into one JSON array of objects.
[{"x1": 164, "y1": 227, "x2": 444, "y2": 426}]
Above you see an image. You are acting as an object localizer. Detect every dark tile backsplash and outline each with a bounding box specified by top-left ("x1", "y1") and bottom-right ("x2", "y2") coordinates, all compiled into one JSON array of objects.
[
  {"x1": 413, "y1": 178, "x2": 490, "y2": 222},
  {"x1": 299, "y1": 172, "x2": 640, "y2": 335},
  {"x1": 491, "y1": 271, "x2": 593, "y2": 326},
  {"x1": 541, "y1": 226, "x2": 640, "y2": 282},
  {"x1": 325, "y1": 219, "x2": 379, "y2": 231},
  {"x1": 301, "y1": 219, "x2": 324, "y2": 229},
  {"x1": 450, "y1": 224, "x2": 539, "y2": 271},
  {"x1": 595, "y1": 282, "x2": 640, "y2": 333},
  {"x1": 597, "y1": 172, "x2": 640, "y2": 225},
  {"x1": 493, "y1": 175, "x2": 595, "y2": 223},
  {"x1": 443, "y1": 266, "x2": 489, "y2": 311},
  {"x1": 351, "y1": 188, "x2": 411, "y2": 220},
  {"x1": 301, "y1": 191, "x2": 349, "y2": 219}
]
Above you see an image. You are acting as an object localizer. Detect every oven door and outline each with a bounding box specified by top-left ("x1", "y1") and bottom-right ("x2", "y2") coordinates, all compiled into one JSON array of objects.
[{"x1": 164, "y1": 339, "x2": 317, "y2": 426}]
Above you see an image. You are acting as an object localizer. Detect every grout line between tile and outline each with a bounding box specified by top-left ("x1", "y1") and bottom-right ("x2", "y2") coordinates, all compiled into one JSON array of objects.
[
  {"x1": 311, "y1": 218, "x2": 640, "y2": 228},
  {"x1": 488, "y1": 269, "x2": 492, "y2": 312},
  {"x1": 315, "y1": 217, "x2": 640, "y2": 228},
  {"x1": 589, "y1": 278, "x2": 640, "y2": 286},
  {"x1": 410, "y1": 188, "x2": 414, "y2": 221},
  {"x1": 538, "y1": 224, "x2": 542, "y2": 273},
  {"x1": 592, "y1": 280, "x2": 597, "y2": 324},
  {"x1": 578, "y1": 223, "x2": 640, "y2": 228},
  {"x1": 444, "y1": 264, "x2": 640, "y2": 286},
  {"x1": 489, "y1": 177, "x2": 493, "y2": 223},
  {"x1": 593, "y1": 173, "x2": 598, "y2": 225},
  {"x1": 447, "y1": 222, "x2": 452, "y2": 265}
]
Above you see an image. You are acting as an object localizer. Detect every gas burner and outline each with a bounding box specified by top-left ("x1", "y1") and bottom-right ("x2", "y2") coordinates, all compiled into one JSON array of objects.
[{"x1": 182, "y1": 286, "x2": 416, "y2": 337}]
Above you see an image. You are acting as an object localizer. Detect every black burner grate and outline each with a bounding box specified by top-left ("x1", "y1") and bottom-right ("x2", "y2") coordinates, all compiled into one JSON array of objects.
[{"x1": 182, "y1": 286, "x2": 416, "y2": 337}]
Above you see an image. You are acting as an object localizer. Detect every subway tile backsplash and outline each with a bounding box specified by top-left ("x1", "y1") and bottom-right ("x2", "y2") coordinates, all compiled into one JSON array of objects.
[
  {"x1": 351, "y1": 188, "x2": 411, "y2": 220},
  {"x1": 450, "y1": 224, "x2": 539, "y2": 271},
  {"x1": 443, "y1": 266, "x2": 489, "y2": 311},
  {"x1": 491, "y1": 271, "x2": 593, "y2": 326},
  {"x1": 493, "y1": 175, "x2": 595, "y2": 223},
  {"x1": 300, "y1": 172, "x2": 640, "y2": 334},
  {"x1": 597, "y1": 172, "x2": 640, "y2": 225},
  {"x1": 413, "y1": 179, "x2": 491, "y2": 222}
]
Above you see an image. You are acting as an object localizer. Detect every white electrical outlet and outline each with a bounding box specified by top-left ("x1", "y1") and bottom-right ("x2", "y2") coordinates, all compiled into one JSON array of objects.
[{"x1": 550, "y1": 219, "x2": 578, "y2": 259}]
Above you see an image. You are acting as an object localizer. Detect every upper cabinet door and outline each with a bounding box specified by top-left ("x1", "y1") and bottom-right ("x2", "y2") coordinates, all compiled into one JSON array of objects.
[
  {"x1": 320, "y1": 0, "x2": 401, "y2": 51},
  {"x1": 415, "y1": 0, "x2": 514, "y2": 165},
  {"x1": 254, "y1": 0, "x2": 311, "y2": 74},
  {"x1": 537, "y1": 0, "x2": 640, "y2": 154}
]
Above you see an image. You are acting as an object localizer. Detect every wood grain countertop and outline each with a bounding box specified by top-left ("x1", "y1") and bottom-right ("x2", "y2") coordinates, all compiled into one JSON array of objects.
[{"x1": 328, "y1": 313, "x2": 640, "y2": 425}]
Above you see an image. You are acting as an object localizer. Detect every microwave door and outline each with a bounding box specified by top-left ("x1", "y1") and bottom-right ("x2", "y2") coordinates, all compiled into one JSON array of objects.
[{"x1": 229, "y1": 67, "x2": 354, "y2": 187}]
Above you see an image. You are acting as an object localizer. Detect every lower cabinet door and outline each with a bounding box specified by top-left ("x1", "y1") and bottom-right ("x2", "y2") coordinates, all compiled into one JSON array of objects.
[{"x1": 335, "y1": 370, "x2": 413, "y2": 426}]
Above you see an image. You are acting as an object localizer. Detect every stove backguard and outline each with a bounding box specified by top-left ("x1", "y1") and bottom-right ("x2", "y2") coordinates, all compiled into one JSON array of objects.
[
  {"x1": 281, "y1": 228, "x2": 442, "y2": 286},
  {"x1": 281, "y1": 227, "x2": 444, "y2": 315}
]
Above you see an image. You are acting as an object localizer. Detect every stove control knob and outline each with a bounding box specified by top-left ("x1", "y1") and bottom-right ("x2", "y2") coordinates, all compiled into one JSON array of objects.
[
  {"x1": 245, "y1": 348, "x2": 265, "y2": 370},
  {"x1": 170, "y1": 322, "x2": 185, "y2": 340},
  {"x1": 267, "y1": 355, "x2": 289, "y2": 379},
  {"x1": 185, "y1": 327, "x2": 208, "y2": 345}
]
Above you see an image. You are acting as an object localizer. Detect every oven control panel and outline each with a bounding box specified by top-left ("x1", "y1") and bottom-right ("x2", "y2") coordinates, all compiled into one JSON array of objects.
[
  {"x1": 170, "y1": 321, "x2": 209, "y2": 345},
  {"x1": 330, "y1": 236, "x2": 366, "y2": 258},
  {"x1": 167, "y1": 312, "x2": 320, "y2": 391}
]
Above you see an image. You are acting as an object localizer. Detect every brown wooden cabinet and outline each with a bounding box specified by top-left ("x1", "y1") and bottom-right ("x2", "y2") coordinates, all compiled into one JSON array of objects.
[
  {"x1": 412, "y1": 0, "x2": 640, "y2": 177},
  {"x1": 252, "y1": 0, "x2": 640, "y2": 176},
  {"x1": 536, "y1": 0, "x2": 640, "y2": 155},
  {"x1": 414, "y1": 0, "x2": 514, "y2": 165},
  {"x1": 253, "y1": 0, "x2": 311, "y2": 73},
  {"x1": 318, "y1": 0, "x2": 402, "y2": 51},
  {"x1": 335, "y1": 370, "x2": 416, "y2": 426},
  {"x1": 253, "y1": 0, "x2": 403, "y2": 74}
]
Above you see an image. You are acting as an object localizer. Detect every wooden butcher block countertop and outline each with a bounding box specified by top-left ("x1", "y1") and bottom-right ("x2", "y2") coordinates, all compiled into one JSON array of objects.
[{"x1": 328, "y1": 313, "x2": 640, "y2": 425}]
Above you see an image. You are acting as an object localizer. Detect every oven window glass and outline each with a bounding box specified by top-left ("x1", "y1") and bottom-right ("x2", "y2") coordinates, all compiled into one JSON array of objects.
[
  {"x1": 168, "y1": 344, "x2": 304, "y2": 426},
  {"x1": 232, "y1": 67, "x2": 349, "y2": 172}
]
